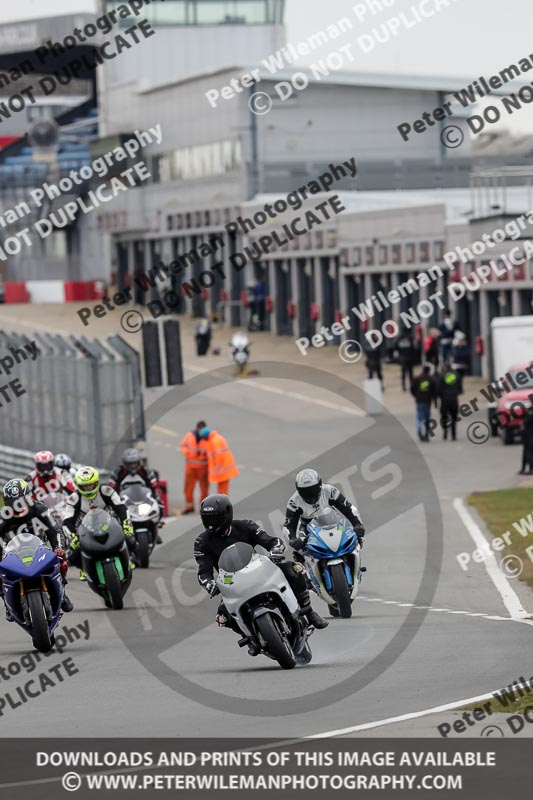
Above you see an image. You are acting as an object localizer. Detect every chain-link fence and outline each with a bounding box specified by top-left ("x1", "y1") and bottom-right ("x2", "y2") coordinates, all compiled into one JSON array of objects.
[{"x1": 0, "y1": 330, "x2": 144, "y2": 468}]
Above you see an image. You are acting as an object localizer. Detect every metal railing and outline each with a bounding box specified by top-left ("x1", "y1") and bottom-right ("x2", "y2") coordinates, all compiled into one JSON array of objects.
[{"x1": 0, "y1": 330, "x2": 145, "y2": 468}]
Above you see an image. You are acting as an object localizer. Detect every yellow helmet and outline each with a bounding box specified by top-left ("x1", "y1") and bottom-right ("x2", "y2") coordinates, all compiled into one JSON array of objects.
[{"x1": 75, "y1": 466, "x2": 100, "y2": 500}]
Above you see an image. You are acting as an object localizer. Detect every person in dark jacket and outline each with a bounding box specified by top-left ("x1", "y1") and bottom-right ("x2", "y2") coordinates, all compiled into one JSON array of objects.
[
  {"x1": 519, "y1": 407, "x2": 533, "y2": 474},
  {"x1": 411, "y1": 365, "x2": 438, "y2": 442},
  {"x1": 438, "y1": 364, "x2": 463, "y2": 441},
  {"x1": 396, "y1": 329, "x2": 418, "y2": 391},
  {"x1": 194, "y1": 494, "x2": 328, "y2": 655},
  {"x1": 364, "y1": 342, "x2": 384, "y2": 388}
]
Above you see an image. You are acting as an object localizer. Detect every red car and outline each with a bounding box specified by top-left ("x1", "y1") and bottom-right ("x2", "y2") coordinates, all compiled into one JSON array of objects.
[{"x1": 496, "y1": 363, "x2": 533, "y2": 445}]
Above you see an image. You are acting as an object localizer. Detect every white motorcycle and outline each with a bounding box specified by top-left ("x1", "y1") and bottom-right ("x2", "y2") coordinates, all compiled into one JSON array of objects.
[
  {"x1": 120, "y1": 476, "x2": 161, "y2": 568},
  {"x1": 230, "y1": 332, "x2": 251, "y2": 375},
  {"x1": 216, "y1": 542, "x2": 313, "y2": 670}
]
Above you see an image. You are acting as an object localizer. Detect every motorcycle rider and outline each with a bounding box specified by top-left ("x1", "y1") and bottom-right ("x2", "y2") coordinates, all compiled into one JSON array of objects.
[
  {"x1": 194, "y1": 494, "x2": 328, "y2": 656},
  {"x1": 27, "y1": 450, "x2": 76, "y2": 500},
  {"x1": 54, "y1": 453, "x2": 76, "y2": 480},
  {"x1": 283, "y1": 469, "x2": 365, "y2": 555},
  {"x1": 110, "y1": 448, "x2": 164, "y2": 542},
  {"x1": 0, "y1": 478, "x2": 73, "y2": 619},
  {"x1": 64, "y1": 466, "x2": 136, "y2": 577}
]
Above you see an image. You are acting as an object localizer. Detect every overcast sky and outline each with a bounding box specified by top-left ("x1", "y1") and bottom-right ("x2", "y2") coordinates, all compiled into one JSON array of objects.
[{"x1": 2, "y1": 0, "x2": 533, "y2": 130}]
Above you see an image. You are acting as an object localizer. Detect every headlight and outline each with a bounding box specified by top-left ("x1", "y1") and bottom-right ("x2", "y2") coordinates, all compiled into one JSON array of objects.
[{"x1": 137, "y1": 503, "x2": 152, "y2": 515}]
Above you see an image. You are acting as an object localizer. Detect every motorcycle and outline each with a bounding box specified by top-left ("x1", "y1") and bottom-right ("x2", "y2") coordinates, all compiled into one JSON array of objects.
[
  {"x1": 77, "y1": 508, "x2": 132, "y2": 610},
  {"x1": 215, "y1": 541, "x2": 313, "y2": 670},
  {"x1": 120, "y1": 481, "x2": 161, "y2": 568},
  {"x1": 0, "y1": 532, "x2": 64, "y2": 652},
  {"x1": 230, "y1": 332, "x2": 251, "y2": 375},
  {"x1": 302, "y1": 508, "x2": 364, "y2": 619},
  {"x1": 41, "y1": 492, "x2": 68, "y2": 529}
]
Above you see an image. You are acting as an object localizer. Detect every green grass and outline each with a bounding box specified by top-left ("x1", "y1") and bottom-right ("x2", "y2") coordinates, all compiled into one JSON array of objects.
[
  {"x1": 461, "y1": 693, "x2": 533, "y2": 715},
  {"x1": 466, "y1": 489, "x2": 533, "y2": 589}
]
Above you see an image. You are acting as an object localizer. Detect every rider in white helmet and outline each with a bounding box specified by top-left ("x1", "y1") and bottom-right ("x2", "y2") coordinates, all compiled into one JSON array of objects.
[{"x1": 283, "y1": 469, "x2": 365, "y2": 554}]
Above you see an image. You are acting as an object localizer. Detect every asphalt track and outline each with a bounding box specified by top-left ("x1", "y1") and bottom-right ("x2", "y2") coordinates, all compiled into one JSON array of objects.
[{"x1": 0, "y1": 360, "x2": 530, "y2": 738}]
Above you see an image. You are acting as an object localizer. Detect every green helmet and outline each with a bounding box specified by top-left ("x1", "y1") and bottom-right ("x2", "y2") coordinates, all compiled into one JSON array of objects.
[{"x1": 75, "y1": 466, "x2": 100, "y2": 500}]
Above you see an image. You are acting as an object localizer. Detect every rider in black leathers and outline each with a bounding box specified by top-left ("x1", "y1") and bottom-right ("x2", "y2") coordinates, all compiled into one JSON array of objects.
[{"x1": 194, "y1": 494, "x2": 328, "y2": 655}]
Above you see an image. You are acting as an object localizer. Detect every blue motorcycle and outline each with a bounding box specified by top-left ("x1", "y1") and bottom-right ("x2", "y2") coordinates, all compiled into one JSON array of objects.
[
  {"x1": 303, "y1": 508, "x2": 364, "y2": 618},
  {"x1": 0, "y1": 532, "x2": 64, "y2": 652}
]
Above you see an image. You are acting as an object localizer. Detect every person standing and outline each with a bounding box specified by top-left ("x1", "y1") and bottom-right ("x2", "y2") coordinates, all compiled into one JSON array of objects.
[
  {"x1": 198, "y1": 426, "x2": 239, "y2": 495},
  {"x1": 411, "y1": 365, "x2": 438, "y2": 443},
  {"x1": 423, "y1": 328, "x2": 440, "y2": 368},
  {"x1": 438, "y1": 364, "x2": 463, "y2": 441},
  {"x1": 396, "y1": 328, "x2": 417, "y2": 392},
  {"x1": 438, "y1": 310, "x2": 459, "y2": 364},
  {"x1": 364, "y1": 341, "x2": 384, "y2": 389},
  {"x1": 519, "y1": 406, "x2": 533, "y2": 475},
  {"x1": 179, "y1": 421, "x2": 209, "y2": 514},
  {"x1": 451, "y1": 331, "x2": 470, "y2": 379}
]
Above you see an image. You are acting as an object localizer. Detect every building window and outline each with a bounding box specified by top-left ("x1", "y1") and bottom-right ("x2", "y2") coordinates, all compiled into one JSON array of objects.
[
  {"x1": 104, "y1": 0, "x2": 283, "y2": 25},
  {"x1": 205, "y1": 210, "x2": 211, "y2": 226},
  {"x1": 365, "y1": 245, "x2": 375, "y2": 266},
  {"x1": 434, "y1": 241, "x2": 444, "y2": 260},
  {"x1": 379, "y1": 244, "x2": 388, "y2": 265},
  {"x1": 391, "y1": 244, "x2": 402, "y2": 264},
  {"x1": 352, "y1": 247, "x2": 361, "y2": 266},
  {"x1": 185, "y1": 213, "x2": 192, "y2": 228},
  {"x1": 156, "y1": 138, "x2": 241, "y2": 183},
  {"x1": 213, "y1": 209, "x2": 221, "y2": 225},
  {"x1": 176, "y1": 214, "x2": 183, "y2": 229},
  {"x1": 315, "y1": 231, "x2": 323, "y2": 249},
  {"x1": 167, "y1": 215, "x2": 174, "y2": 230},
  {"x1": 406, "y1": 242, "x2": 415, "y2": 263},
  {"x1": 419, "y1": 241, "x2": 430, "y2": 263},
  {"x1": 195, "y1": 211, "x2": 203, "y2": 227}
]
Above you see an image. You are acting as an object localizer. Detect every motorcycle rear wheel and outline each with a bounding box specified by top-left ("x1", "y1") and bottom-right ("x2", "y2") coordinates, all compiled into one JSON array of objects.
[
  {"x1": 255, "y1": 613, "x2": 296, "y2": 670},
  {"x1": 28, "y1": 591, "x2": 53, "y2": 653}
]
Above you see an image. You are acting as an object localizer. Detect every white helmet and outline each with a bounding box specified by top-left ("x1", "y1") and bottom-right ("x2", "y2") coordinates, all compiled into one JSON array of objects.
[{"x1": 295, "y1": 468, "x2": 322, "y2": 504}]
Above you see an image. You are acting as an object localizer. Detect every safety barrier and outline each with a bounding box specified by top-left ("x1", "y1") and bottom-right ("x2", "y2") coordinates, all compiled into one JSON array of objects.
[{"x1": 0, "y1": 330, "x2": 145, "y2": 467}]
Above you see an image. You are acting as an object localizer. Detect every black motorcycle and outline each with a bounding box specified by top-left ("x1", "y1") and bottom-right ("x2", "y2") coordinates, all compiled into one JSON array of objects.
[{"x1": 77, "y1": 509, "x2": 132, "y2": 610}]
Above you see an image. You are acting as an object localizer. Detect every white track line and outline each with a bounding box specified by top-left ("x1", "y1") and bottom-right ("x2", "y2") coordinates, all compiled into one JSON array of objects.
[
  {"x1": 453, "y1": 497, "x2": 530, "y2": 620},
  {"x1": 357, "y1": 595, "x2": 510, "y2": 622},
  {"x1": 306, "y1": 688, "x2": 509, "y2": 738}
]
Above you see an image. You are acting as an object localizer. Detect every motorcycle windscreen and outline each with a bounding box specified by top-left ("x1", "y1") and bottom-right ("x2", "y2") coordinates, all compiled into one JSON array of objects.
[
  {"x1": 314, "y1": 508, "x2": 342, "y2": 529},
  {"x1": 122, "y1": 485, "x2": 151, "y2": 504},
  {"x1": 78, "y1": 509, "x2": 124, "y2": 552},
  {"x1": 41, "y1": 493, "x2": 63, "y2": 509},
  {"x1": 218, "y1": 542, "x2": 254, "y2": 573},
  {"x1": 1, "y1": 533, "x2": 52, "y2": 574}
]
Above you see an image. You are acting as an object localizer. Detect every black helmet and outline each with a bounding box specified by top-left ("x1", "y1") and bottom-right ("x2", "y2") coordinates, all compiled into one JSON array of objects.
[
  {"x1": 295, "y1": 468, "x2": 322, "y2": 504},
  {"x1": 54, "y1": 453, "x2": 71, "y2": 470},
  {"x1": 122, "y1": 448, "x2": 141, "y2": 474},
  {"x1": 200, "y1": 494, "x2": 233, "y2": 537},
  {"x1": 3, "y1": 478, "x2": 31, "y2": 509}
]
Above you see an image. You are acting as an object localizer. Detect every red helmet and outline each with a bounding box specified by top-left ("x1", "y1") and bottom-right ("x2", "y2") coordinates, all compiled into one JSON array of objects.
[{"x1": 35, "y1": 450, "x2": 55, "y2": 477}]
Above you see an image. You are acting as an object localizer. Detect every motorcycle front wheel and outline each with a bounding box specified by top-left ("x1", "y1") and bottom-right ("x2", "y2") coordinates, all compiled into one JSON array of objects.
[
  {"x1": 329, "y1": 563, "x2": 352, "y2": 618},
  {"x1": 28, "y1": 591, "x2": 53, "y2": 653},
  {"x1": 255, "y1": 613, "x2": 296, "y2": 670}
]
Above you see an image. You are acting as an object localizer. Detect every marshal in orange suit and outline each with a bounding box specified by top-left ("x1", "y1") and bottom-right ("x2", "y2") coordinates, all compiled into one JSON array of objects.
[
  {"x1": 198, "y1": 426, "x2": 239, "y2": 496},
  {"x1": 179, "y1": 420, "x2": 209, "y2": 514}
]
